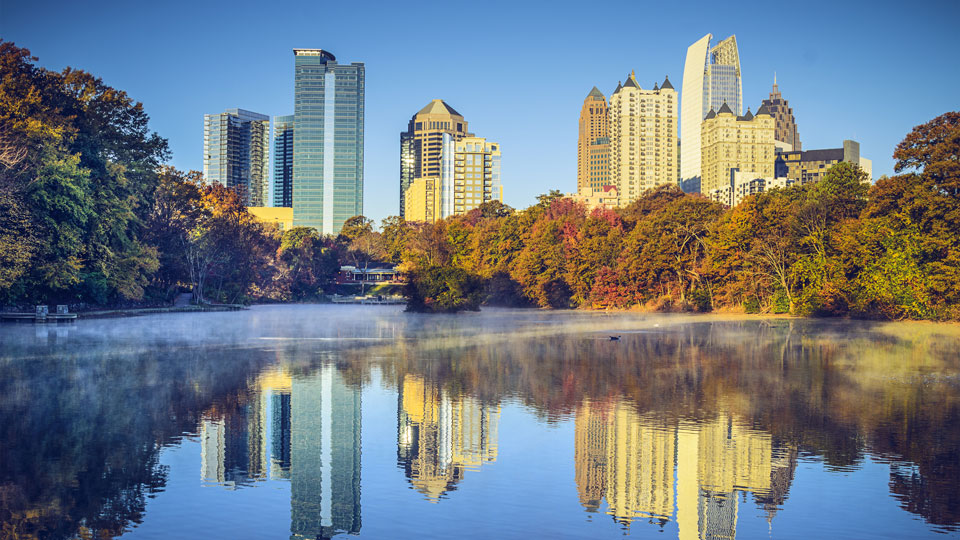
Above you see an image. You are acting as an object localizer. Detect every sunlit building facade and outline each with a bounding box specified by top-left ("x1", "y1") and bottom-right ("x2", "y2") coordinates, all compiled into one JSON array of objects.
[
  {"x1": 578, "y1": 87, "x2": 610, "y2": 193},
  {"x1": 292, "y1": 49, "x2": 364, "y2": 235},
  {"x1": 680, "y1": 34, "x2": 742, "y2": 193},
  {"x1": 440, "y1": 136, "x2": 502, "y2": 218},
  {"x1": 273, "y1": 114, "x2": 295, "y2": 208},
  {"x1": 700, "y1": 103, "x2": 776, "y2": 197},
  {"x1": 400, "y1": 100, "x2": 470, "y2": 218},
  {"x1": 761, "y1": 76, "x2": 801, "y2": 152},
  {"x1": 775, "y1": 139, "x2": 871, "y2": 185},
  {"x1": 203, "y1": 108, "x2": 270, "y2": 206},
  {"x1": 608, "y1": 72, "x2": 677, "y2": 206},
  {"x1": 403, "y1": 176, "x2": 441, "y2": 223}
]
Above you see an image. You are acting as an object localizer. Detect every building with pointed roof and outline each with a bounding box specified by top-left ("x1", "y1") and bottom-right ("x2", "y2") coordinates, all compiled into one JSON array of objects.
[
  {"x1": 680, "y1": 34, "x2": 743, "y2": 193},
  {"x1": 701, "y1": 101, "x2": 776, "y2": 198},
  {"x1": 400, "y1": 99, "x2": 471, "y2": 218},
  {"x1": 578, "y1": 87, "x2": 610, "y2": 193},
  {"x1": 762, "y1": 75, "x2": 801, "y2": 151},
  {"x1": 608, "y1": 71, "x2": 678, "y2": 206}
]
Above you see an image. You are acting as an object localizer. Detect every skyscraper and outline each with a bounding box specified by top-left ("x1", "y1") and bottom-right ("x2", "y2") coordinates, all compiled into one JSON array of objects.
[
  {"x1": 762, "y1": 75, "x2": 801, "y2": 151},
  {"x1": 400, "y1": 100, "x2": 470, "y2": 218},
  {"x1": 292, "y1": 49, "x2": 364, "y2": 235},
  {"x1": 273, "y1": 115, "x2": 295, "y2": 208},
  {"x1": 577, "y1": 87, "x2": 610, "y2": 193},
  {"x1": 203, "y1": 108, "x2": 271, "y2": 206},
  {"x1": 608, "y1": 72, "x2": 678, "y2": 206},
  {"x1": 441, "y1": 136, "x2": 502, "y2": 218},
  {"x1": 680, "y1": 34, "x2": 742, "y2": 193}
]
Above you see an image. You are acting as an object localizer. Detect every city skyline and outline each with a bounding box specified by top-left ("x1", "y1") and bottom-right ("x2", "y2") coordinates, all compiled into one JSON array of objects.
[{"x1": 3, "y1": 0, "x2": 957, "y2": 225}]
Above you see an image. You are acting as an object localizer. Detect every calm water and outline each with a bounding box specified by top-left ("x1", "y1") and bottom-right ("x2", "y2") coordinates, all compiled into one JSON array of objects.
[{"x1": 1, "y1": 306, "x2": 959, "y2": 539}]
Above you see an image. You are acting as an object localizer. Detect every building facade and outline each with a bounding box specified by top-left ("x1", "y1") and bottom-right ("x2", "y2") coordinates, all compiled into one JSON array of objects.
[
  {"x1": 272, "y1": 115, "x2": 294, "y2": 208},
  {"x1": 700, "y1": 103, "x2": 776, "y2": 196},
  {"x1": 608, "y1": 72, "x2": 677, "y2": 207},
  {"x1": 438, "y1": 135, "x2": 502, "y2": 219},
  {"x1": 403, "y1": 176, "x2": 441, "y2": 223},
  {"x1": 292, "y1": 49, "x2": 364, "y2": 235},
  {"x1": 680, "y1": 34, "x2": 742, "y2": 193},
  {"x1": 762, "y1": 76, "x2": 801, "y2": 151},
  {"x1": 578, "y1": 87, "x2": 610, "y2": 193},
  {"x1": 775, "y1": 140, "x2": 870, "y2": 185},
  {"x1": 567, "y1": 185, "x2": 619, "y2": 211},
  {"x1": 400, "y1": 100, "x2": 470, "y2": 218},
  {"x1": 203, "y1": 108, "x2": 270, "y2": 207}
]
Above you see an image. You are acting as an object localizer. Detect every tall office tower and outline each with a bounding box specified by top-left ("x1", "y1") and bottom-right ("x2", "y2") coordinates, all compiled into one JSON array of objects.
[
  {"x1": 608, "y1": 72, "x2": 678, "y2": 206},
  {"x1": 680, "y1": 34, "x2": 742, "y2": 193},
  {"x1": 203, "y1": 108, "x2": 270, "y2": 206},
  {"x1": 577, "y1": 87, "x2": 610, "y2": 193},
  {"x1": 292, "y1": 49, "x2": 364, "y2": 235},
  {"x1": 700, "y1": 103, "x2": 775, "y2": 196},
  {"x1": 273, "y1": 115, "x2": 295, "y2": 207},
  {"x1": 762, "y1": 75, "x2": 801, "y2": 151},
  {"x1": 441, "y1": 136, "x2": 503, "y2": 218},
  {"x1": 400, "y1": 100, "x2": 470, "y2": 218},
  {"x1": 290, "y1": 363, "x2": 361, "y2": 539}
]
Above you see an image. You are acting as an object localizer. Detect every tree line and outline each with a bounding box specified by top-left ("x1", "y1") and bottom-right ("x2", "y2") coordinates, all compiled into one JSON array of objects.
[{"x1": 2, "y1": 41, "x2": 957, "y2": 319}]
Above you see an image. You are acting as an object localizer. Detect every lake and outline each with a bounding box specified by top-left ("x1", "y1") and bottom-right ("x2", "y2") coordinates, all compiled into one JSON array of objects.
[{"x1": 1, "y1": 305, "x2": 958, "y2": 539}]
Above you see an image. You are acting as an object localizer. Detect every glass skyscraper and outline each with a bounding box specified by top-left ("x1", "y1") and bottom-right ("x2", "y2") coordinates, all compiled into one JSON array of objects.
[
  {"x1": 203, "y1": 108, "x2": 271, "y2": 206},
  {"x1": 680, "y1": 34, "x2": 742, "y2": 193},
  {"x1": 273, "y1": 115, "x2": 294, "y2": 208},
  {"x1": 292, "y1": 49, "x2": 364, "y2": 235}
]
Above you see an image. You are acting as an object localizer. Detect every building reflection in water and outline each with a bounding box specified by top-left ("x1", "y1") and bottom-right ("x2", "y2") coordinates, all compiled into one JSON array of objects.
[
  {"x1": 199, "y1": 362, "x2": 362, "y2": 539},
  {"x1": 397, "y1": 374, "x2": 499, "y2": 502},
  {"x1": 575, "y1": 398, "x2": 797, "y2": 538}
]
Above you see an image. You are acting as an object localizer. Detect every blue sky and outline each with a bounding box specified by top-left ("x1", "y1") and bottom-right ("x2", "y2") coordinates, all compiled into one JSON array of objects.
[{"x1": 3, "y1": 0, "x2": 958, "y2": 224}]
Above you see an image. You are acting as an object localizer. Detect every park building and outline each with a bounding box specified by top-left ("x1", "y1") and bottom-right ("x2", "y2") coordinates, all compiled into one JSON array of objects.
[
  {"x1": 578, "y1": 87, "x2": 610, "y2": 193},
  {"x1": 681, "y1": 34, "x2": 743, "y2": 193},
  {"x1": 775, "y1": 140, "x2": 872, "y2": 185},
  {"x1": 400, "y1": 100, "x2": 471, "y2": 218},
  {"x1": 203, "y1": 108, "x2": 271, "y2": 207},
  {"x1": 608, "y1": 72, "x2": 678, "y2": 207},
  {"x1": 700, "y1": 102, "x2": 776, "y2": 198},
  {"x1": 291, "y1": 48, "x2": 364, "y2": 236}
]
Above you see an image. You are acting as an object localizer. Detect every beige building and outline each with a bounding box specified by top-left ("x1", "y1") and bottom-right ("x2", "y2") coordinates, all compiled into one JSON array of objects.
[
  {"x1": 403, "y1": 177, "x2": 441, "y2": 223},
  {"x1": 566, "y1": 185, "x2": 618, "y2": 211},
  {"x1": 400, "y1": 100, "x2": 471, "y2": 218},
  {"x1": 443, "y1": 136, "x2": 502, "y2": 218},
  {"x1": 700, "y1": 102, "x2": 776, "y2": 196},
  {"x1": 248, "y1": 206, "x2": 294, "y2": 231},
  {"x1": 578, "y1": 87, "x2": 610, "y2": 193},
  {"x1": 608, "y1": 72, "x2": 677, "y2": 207}
]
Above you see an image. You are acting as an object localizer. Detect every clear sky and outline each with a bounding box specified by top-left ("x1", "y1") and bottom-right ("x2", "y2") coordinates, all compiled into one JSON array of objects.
[{"x1": 2, "y1": 0, "x2": 958, "y2": 225}]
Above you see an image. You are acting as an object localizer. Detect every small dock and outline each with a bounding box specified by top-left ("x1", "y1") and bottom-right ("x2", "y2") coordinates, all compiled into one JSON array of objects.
[{"x1": 0, "y1": 305, "x2": 77, "y2": 323}]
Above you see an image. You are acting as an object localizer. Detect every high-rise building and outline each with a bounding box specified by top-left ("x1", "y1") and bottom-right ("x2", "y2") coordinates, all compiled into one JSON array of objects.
[
  {"x1": 400, "y1": 100, "x2": 470, "y2": 218},
  {"x1": 273, "y1": 114, "x2": 295, "y2": 208},
  {"x1": 762, "y1": 75, "x2": 801, "y2": 151},
  {"x1": 775, "y1": 140, "x2": 871, "y2": 185},
  {"x1": 403, "y1": 176, "x2": 441, "y2": 223},
  {"x1": 292, "y1": 49, "x2": 364, "y2": 235},
  {"x1": 203, "y1": 108, "x2": 270, "y2": 206},
  {"x1": 700, "y1": 103, "x2": 776, "y2": 197},
  {"x1": 578, "y1": 87, "x2": 610, "y2": 193},
  {"x1": 608, "y1": 72, "x2": 678, "y2": 206},
  {"x1": 439, "y1": 135, "x2": 502, "y2": 219},
  {"x1": 680, "y1": 34, "x2": 742, "y2": 193}
]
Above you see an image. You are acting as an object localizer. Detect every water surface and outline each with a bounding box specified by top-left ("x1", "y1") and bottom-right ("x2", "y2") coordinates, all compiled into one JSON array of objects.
[{"x1": 1, "y1": 306, "x2": 958, "y2": 539}]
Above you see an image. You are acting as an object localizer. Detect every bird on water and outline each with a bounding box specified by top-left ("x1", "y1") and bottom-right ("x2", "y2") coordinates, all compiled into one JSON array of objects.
[{"x1": 609, "y1": 335, "x2": 621, "y2": 341}]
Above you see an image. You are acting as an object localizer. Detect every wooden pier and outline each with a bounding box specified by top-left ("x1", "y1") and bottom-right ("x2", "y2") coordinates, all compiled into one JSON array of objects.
[{"x1": 0, "y1": 305, "x2": 78, "y2": 323}]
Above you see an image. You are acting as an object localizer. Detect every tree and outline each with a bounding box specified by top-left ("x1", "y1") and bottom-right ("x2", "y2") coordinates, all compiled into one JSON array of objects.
[{"x1": 405, "y1": 265, "x2": 484, "y2": 313}]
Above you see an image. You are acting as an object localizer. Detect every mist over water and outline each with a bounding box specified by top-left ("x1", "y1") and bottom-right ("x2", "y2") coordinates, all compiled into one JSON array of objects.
[{"x1": 1, "y1": 306, "x2": 958, "y2": 539}]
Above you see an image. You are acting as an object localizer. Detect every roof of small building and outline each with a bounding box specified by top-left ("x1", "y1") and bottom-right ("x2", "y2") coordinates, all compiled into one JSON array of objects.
[
  {"x1": 660, "y1": 76, "x2": 674, "y2": 90},
  {"x1": 622, "y1": 72, "x2": 640, "y2": 89},
  {"x1": 738, "y1": 108, "x2": 754, "y2": 121},
  {"x1": 704, "y1": 108, "x2": 717, "y2": 120},
  {"x1": 755, "y1": 103, "x2": 771, "y2": 116},
  {"x1": 718, "y1": 102, "x2": 734, "y2": 115},
  {"x1": 613, "y1": 81, "x2": 623, "y2": 94}
]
